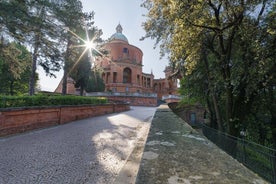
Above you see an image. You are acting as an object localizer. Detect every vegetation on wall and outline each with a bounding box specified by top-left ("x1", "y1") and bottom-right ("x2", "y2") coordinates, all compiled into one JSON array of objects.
[{"x1": 0, "y1": 95, "x2": 107, "y2": 108}]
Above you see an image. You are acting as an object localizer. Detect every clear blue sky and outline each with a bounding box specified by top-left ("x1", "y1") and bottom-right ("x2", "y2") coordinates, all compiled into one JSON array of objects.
[{"x1": 38, "y1": 0, "x2": 168, "y2": 91}]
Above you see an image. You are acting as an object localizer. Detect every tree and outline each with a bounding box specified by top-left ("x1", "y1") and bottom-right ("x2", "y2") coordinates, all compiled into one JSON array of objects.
[
  {"x1": 266, "y1": 2, "x2": 276, "y2": 148},
  {"x1": 27, "y1": 1, "x2": 63, "y2": 95},
  {"x1": 0, "y1": 0, "x2": 29, "y2": 43},
  {"x1": 51, "y1": 0, "x2": 87, "y2": 95},
  {"x1": 51, "y1": 0, "x2": 105, "y2": 95},
  {"x1": 142, "y1": 0, "x2": 275, "y2": 141},
  {"x1": 0, "y1": 0, "x2": 105, "y2": 96},
  {"x1": 71, "y1": 53, "x2": 91, "y2": 96},
  {"x1": 71, "y1": 52, "x2": 105, "y2": 96},
  {"x1": 0, "y1": 39, "x2": 34, "y2": 95},
  {"x1": 0, "y1": 0, "x2": 63, "y2": 95},
  {"x1": 85, "y1": 69, "x2": 105, "y2": 93}
]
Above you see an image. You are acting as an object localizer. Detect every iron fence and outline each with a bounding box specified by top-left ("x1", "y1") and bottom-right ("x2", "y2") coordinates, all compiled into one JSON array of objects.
[{"x1": 201, "y1": 123, "x2": 276, "y2": 184}]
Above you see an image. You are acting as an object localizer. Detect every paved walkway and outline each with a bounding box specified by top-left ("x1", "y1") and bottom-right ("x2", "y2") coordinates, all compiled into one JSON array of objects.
[
  {"x1": 136, "y1": 105, "x2": 268, "y2": 184},
  {"x1": 0, "y1": 106, "x2": 156, "y2": 184}
]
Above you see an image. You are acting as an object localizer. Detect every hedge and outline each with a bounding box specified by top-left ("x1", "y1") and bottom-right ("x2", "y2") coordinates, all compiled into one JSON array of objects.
[{"x1": 0, "y1": 95, "x2": 108, "y2": 108}]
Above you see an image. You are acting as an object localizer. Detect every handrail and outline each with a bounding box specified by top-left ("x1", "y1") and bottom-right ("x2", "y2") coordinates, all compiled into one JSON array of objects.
[
  {"x1": 86, "y1": 92, "x2": 157, "y2": 98},
  {"x1": 162, "y1": 95, "x2": 182, "y2": 100}
]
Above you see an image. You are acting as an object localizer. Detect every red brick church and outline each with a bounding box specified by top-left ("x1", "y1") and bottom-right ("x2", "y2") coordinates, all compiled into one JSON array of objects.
[{"x1": 55, "y1": 24, "x2": 179, "y2": 105}]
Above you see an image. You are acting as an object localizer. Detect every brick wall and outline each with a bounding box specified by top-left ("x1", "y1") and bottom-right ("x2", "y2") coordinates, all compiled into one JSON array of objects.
[
  {"x1": 0, "y1": 103, "x2": 130, "y2": 137},
  {"x1": 107, "y1": 96, "x2": 157, "y2": 107},
  {"x1": 169, "y1": 102, "x2": 206, "y2": 126}
]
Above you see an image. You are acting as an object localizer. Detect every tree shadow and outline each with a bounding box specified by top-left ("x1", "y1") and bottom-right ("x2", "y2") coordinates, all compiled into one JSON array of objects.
[{"x1": 0, "y1": 107, "x2": 154, "y2": 184}]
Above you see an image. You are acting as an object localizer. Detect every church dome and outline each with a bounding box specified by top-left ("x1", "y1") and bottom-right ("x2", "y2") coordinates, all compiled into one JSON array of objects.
[{"x1": 110, "y1": 24, "x2": 128, "y2": 43}]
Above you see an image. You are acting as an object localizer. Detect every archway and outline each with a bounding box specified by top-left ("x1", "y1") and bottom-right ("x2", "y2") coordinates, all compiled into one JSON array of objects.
[{"x1": 123, "y1": 67, "x2": 131, "y2": 83}]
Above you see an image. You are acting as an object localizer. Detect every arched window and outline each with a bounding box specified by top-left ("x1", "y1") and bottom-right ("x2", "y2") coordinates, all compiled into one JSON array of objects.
[
  {"x1": 154, "y1": 83, "x2": 158, "y2": 92},
  {"x1": 123, "y1": 48, "x2": 129, "y2": 58},
  {"x1": 123, "y1": 48, "x2": 129, "y2": 54},
  {"x1": 123, "y1": 68, "x2": 131, "y2": 83},
  {"x1": 169, "y1": 81, "x2": 173, "y2": 89}
]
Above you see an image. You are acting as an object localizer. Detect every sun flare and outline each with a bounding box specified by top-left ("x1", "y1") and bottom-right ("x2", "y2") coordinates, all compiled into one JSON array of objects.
[
  {"x1": 64, "y1": 27, "x2": 109, "y2": 76},
  {"x1": 85, "y1": 40, "x2": 96, "y2": 50}
]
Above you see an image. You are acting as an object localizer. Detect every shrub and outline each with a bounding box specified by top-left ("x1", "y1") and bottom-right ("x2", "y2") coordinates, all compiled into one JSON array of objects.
[{"x1": 0, "y1": 95, "x2": 108, "y2": 108}]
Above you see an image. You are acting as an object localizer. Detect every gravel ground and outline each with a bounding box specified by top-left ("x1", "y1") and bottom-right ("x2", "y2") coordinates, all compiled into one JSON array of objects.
[{"x1": 0, "y1": 106, "x2": 156, "y2": 184}]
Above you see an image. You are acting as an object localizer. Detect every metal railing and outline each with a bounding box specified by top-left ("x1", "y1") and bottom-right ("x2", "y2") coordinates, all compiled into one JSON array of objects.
[
  {"x1": 201, "y1": 123, "x2": 276, "y2": 184},
  {"x1": 86, "y1": 92, "x2": 157, "y2": 98},
  {"x1": 162, "y1": 95, "x2": 182, "y2": 100}
]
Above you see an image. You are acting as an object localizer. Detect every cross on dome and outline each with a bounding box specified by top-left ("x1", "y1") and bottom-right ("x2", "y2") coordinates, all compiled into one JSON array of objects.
[
  {"x1": 110, "y1": 23, "x2": 128, "y2": 43},
  {"x1": 116, "y1": 23, "x2": 123, "y2": 33}
]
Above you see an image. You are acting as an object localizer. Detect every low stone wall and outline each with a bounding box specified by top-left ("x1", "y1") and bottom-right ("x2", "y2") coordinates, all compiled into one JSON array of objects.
[
  {"x1": 107, "y1": 96, "x2": 157, "y2": 107},
  {"x1": 0, "y1": 103, "x2": 130, "y2": 137},
  {"x1": 86, "y1": 92, "x2": 158, "y2": 107},
  {"x1": 169, "y1": 102, "x2": 206, "y2": 126}
]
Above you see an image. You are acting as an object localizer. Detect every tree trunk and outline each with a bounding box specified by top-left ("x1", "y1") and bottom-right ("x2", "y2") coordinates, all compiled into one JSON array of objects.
[
  {"x1": 80, "y1": 85, "x2": 84, "y2": 96},
  {"x1": 29, "y1": 36, "x2": 39, "y2": 96},
  {"x1": 9, "y1": 80, "x2": 14, "y2": 96},
  {"x1": 62, "y1": 36, "x2": 72, "y2": 95},
  {"x1": 62, "y1": 69, "x2": 68, "y2": 95},
  {"x1": 212, "y1": 93, "x2": 223, "y2": 131},
  {"x1": 269, "y1": 86, "x2": 276, "y2": 149},
  {"x1": 202, "y1": 47, "x2": 223, "y2": 131},
  {"x1": 29, "y1": 6, "x2": 45, "y2": 96},
  {"x1": 206, "y1": 96, "x2": 216, "y2": 128}
]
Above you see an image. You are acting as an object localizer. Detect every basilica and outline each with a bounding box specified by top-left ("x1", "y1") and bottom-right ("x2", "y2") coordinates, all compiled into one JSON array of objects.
[{"x1": 55, "y1": 24, "x2": 179, "y2": 104}]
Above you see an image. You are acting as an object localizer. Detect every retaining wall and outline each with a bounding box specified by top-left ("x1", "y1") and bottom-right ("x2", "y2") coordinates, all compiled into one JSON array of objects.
[
  {"x1": 86, "y1": 92, "x2": 158, "y2": 107},
  {"x1": 107, "y1": 96, "x2": 157, "y2": 107},
  {"x1": 0, "y1": 103, "x2": 130, "y2": 137}
]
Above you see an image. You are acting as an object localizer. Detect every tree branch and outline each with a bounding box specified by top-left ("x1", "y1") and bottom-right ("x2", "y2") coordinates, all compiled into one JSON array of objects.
[
  {"x1": 186, "y1": 19, "x2": 220, "y2": 32},
  {"x1": 205, "y1": 33, "x2": 221, "y2": 60},
  {"x1": 256, "y1": 0, "x2": 267, "y2": 25}
]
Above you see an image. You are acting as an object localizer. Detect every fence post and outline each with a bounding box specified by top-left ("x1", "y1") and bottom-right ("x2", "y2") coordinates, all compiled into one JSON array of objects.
[
  {"x1": 272, "y1": 151, "x2": 276, "y2": 184},
  {"x1": 240, "y1": 132, "x2": 247, "y2": 164}
]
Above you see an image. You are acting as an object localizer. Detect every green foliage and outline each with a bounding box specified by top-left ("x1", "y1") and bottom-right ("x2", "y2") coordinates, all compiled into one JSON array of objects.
[
  {"x1": 0, "y1": 95, "x2": 107, "y2": 108},
  {"x1": 85, "y1": 70, "x2": 105, "y2": 93},
  {"x1": 0, "y1": 40, "x2": 34, "y2": 95},
  {"x1": 71, "y1": 50, "x2": 105, "y2": 95},
  {"x1": 0, "y1": 0, "x2": 106, "y2": 96},
  {"x1": 0, "y1": 0, "x2": 65, "y2": 95},
  {"x1": 142, "y1": 0, "x2": 276, "y2": 146},
  {"x1": 177, "y1": 97, "x2": 198, "y2": 106},
  {"x1": 71, "y1": 54, "x2": 91, "y2": 95},
  {"x1": 51, "y1": 0, "x2": 105, "y2": 95},
  {"x1": 0, "y1": 1, "x2": 28, "y2": 42}
]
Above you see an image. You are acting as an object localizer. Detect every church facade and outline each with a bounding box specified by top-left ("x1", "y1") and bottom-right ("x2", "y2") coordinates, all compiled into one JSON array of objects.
[
  {"x1": 94, "y1": 24, "x2": 178, "y2": 99},
  {"x1": 55, "y1": 24, "x2": 179, "y2": 103}
]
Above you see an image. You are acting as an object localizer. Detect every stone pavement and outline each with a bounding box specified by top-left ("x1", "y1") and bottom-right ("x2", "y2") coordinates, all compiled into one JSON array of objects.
[
  {"x1": 0, "y1": 106, "x2": 156, "y2": 184},
  {"x1": 136, "y1": 105, "x2": 268, "y2": 184}
]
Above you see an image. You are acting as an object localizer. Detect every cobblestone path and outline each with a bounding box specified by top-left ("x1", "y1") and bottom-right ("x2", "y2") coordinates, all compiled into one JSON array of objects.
[{"x1": 0, "y1": 106, "x2": 156, "y2": 184}]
